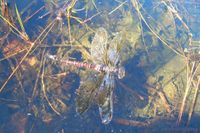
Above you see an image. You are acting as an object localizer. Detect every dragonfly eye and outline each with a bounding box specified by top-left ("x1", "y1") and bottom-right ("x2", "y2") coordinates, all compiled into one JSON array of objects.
[{"x1": 118, "y1": 67, "x2": 125, "y2": 79}]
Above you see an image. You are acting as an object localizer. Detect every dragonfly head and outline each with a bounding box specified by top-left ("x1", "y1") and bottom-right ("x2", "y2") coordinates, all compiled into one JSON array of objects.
[{"x1": 117, "y1": 67, "x2": 125, "y2": 79}]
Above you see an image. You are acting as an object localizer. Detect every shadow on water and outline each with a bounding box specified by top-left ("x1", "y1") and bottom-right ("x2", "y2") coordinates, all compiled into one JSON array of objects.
[{"x1": 115, "y1": 52, "x2": 149, "y2": 113}]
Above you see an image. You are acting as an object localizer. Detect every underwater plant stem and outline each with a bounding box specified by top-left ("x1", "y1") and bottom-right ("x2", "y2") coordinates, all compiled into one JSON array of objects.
[
  {"x1": 138, "y1": 12, "x2": 149, "y2": 59},
  {"x1": 32, "y1": 49, "x2": 43, "y2": 99},
  {"x1": 0, "y1": 29, "x2": 9, "y2": 41},
  {"x1": 92, "y1": 0, "x2": 98, "y2": 11},
  {"x1": 108, "y1": 0, "x2": 127, "y2": 15},
  {"x1": 187, "y1": 76, "x2": 200, "y2": 126},
  {"x1": 66, "y1": 0, "x2": 78, "y2": 43},
  {"x1": 67, "y1": 10, "x2": 72, "y2": 43},
  {"x1": 118, "y1": 80, "x2": 144, "y2": 101},
  {"x1": 41, "y1": 54, "x2": 61, "y2": 115}
]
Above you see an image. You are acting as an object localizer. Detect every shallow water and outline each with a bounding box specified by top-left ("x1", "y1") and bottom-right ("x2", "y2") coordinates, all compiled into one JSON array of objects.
[{"x1": 0, "y1": 0, "x2": 200, "y2": 132}]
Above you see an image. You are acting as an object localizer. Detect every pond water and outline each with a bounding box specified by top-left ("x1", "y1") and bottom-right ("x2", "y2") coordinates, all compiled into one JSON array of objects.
[{"x1": 0, "y1": 0, "x2": 200, "y2": 133}]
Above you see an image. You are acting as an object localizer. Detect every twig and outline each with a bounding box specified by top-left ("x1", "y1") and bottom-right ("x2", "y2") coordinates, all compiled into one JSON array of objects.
[
  {"x1": 24, "y1": 6, "x2": 45, "y2": 23},
  {"x1": 114, "y1": 115, "x2": 174, "y2": 127},
  {"x1": 114, "y1": 118, "x2": 149, "y2": 127},
  {"x1": 81, "y1": 12, "x2": 101, "y2": 24},
  {"x1": 108, "y1": 0, "x2": 127, "y2": 15}
]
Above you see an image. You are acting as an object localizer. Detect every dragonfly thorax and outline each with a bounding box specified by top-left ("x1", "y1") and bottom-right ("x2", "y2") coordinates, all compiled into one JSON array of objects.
[
  {"x1": 117, "y1": 67, "x2": 125, "y2": 79},
  {"x1": 100, "y1": 66, "x2": 125, "y2": 79}
]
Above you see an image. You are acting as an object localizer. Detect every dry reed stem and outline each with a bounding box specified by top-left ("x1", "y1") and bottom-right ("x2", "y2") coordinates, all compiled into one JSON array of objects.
[
  {"x1": 187, "y1": 76, "x2": 200, "y2": 126},
  {"x1": 157, "y1": 91, "x2": 171, "y2": 113},
  {"x1": 108, "y1": 0, "x2": 127, "y2": 15},
  {"x1": 24, "y1": 6, "x2": 45, "y2": 23},
  {"x1": 115, "y1": 115, "x2": 174, "y2": 127},
  {"x1": 177, "y1": 61, "x2": 199, "y2": 124},
  {"x1": 115, "y1": 118, "x2": 149, "y2": 127},
  {"x1": 67, "y1": 11, "x2": 72, "y2": 43}
]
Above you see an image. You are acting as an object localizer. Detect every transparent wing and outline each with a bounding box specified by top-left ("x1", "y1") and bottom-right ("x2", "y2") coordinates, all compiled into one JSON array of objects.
[
  {"x1": 107, "y1": 33, "x2": 126, "y2": 79},
  {"x1": 76, "y1": 74, "x2": 101, "y2": 114},
  {"x1": 90, "y1": 27, "x2": 108, "y2": 64},
  {"x1": 107, "y1": 33, "x2": 122, "y2": 66},
  {"x1": 97, "y1": 72, "x2": 115, "y2": 124}
]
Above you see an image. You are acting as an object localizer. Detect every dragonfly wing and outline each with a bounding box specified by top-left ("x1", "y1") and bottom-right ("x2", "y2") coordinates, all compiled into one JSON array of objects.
[
  {"x1": 107, "y1": 33, "x2": 122, "y2": 66},
  {"x1": 76, "y1": 74, "x2": 101, "y2": 114},
  {"x1": 108, "y1": 33, "x2": 126, "y2": 79},
  {"x1": 91, "y1": 27, "x2": 108, "y2": 64},
  {"x1": 97, "y1": 73, "x2": 115, "y2": 124}
]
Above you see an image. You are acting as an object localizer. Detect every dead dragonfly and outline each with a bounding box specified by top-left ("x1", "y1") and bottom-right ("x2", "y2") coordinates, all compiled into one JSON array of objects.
[{"x1": 47, "y1": 28, "x2": 125, "y2": 124}]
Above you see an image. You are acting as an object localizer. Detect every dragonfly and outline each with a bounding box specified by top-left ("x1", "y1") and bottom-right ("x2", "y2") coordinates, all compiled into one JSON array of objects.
[{"x1": 47, "y1": 27, "x2": 125, "y2": 124}]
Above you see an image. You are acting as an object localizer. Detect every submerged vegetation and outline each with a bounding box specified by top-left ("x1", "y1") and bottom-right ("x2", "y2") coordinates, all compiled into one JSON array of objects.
[{"x1": 0, "y1": 0, "x2": 200, "y2": 132}]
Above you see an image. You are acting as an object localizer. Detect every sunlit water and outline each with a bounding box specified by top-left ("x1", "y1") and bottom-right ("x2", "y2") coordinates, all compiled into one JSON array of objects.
[{"x1": 0, "y1": 0, "x2": 200, "y2": 133}]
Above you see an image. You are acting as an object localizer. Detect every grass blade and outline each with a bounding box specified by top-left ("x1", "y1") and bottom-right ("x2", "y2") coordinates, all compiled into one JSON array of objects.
[{"x1": 15, "y1": 4, "x2": 29, "y2": 40}]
